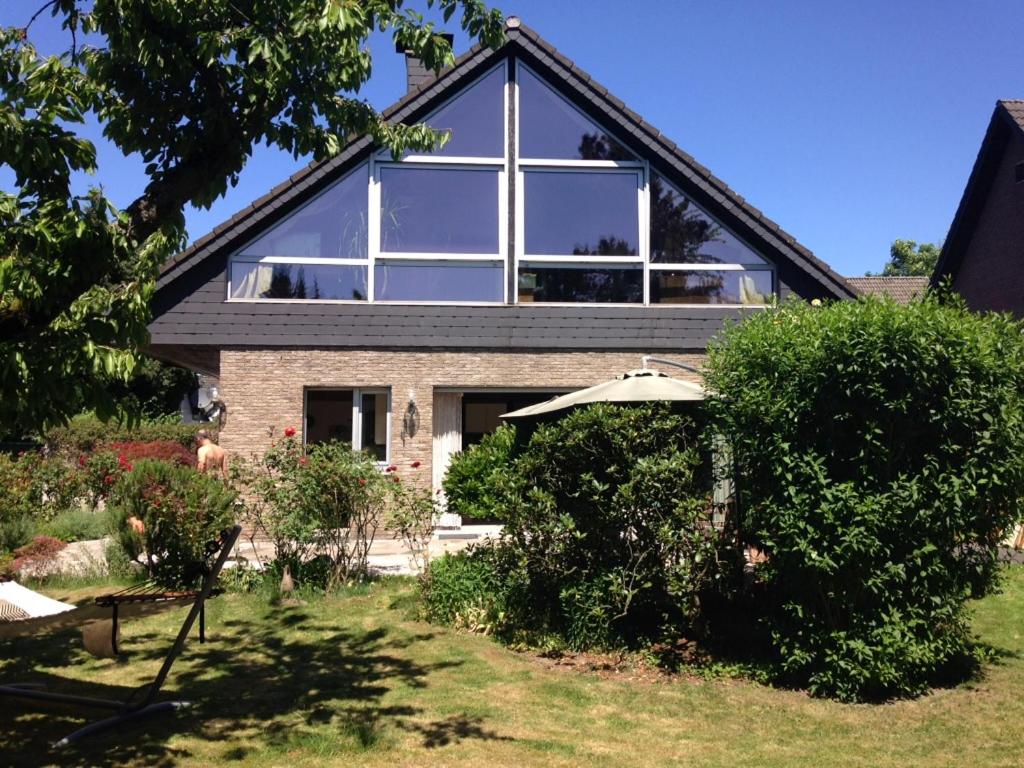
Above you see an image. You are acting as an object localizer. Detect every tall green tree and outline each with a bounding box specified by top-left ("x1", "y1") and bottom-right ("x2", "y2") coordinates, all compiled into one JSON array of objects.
[
  {"x1": 1, "y1": 0, "x2": 503, "y2": 433},
  {"x1": 877, "y1": 239, "x2": 942, "y2": 277}
]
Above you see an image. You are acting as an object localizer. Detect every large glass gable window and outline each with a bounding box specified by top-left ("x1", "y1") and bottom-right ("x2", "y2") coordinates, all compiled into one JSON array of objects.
[{"x1": 228, "y1": 57, "x2": 775, "y2": 307}]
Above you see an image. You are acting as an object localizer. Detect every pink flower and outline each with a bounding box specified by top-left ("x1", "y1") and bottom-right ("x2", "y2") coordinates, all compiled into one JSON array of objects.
[
  {"x1": 284, "y1": 427, "x2": 297, "y2": 438},
  {"x1": 358, "y1": 478, "x2": 367, "y2": 486},
  {"x1": 411, "y1": 460, "x2": 421, "y2": 469},
  {"x1": 299, "y1": 456, "x2": 309, "y2": 466}
]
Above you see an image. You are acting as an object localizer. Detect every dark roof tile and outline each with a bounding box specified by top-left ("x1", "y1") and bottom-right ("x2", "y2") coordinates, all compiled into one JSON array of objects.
[{"x1": 845, "y1": 276, "x2": 929, "y2": 304}]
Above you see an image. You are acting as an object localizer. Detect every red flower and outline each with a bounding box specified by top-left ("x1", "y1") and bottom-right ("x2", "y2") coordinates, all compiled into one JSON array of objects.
[
  {"x1": 78, "y1": 456, "x2": 86, "y2": 467},
  {"x1": 299, "y1": 456, "x2": 309, "y2": 466},
  {"x1": 385, "y1": 464, "x2": 397, "y2": 473},
  {"x1": 392, "y1": 476, "x2": 401, "y2": 483},
  {"x1": 284, "y1": 427, "x2": 297, "y2": 438},
  {"x1": 103, "y1": 475, "x2": 114, "y2": 486},
  {"x1": 358, "y1": 478, "x2": 367, "y2": 486},
  {"x1": 411, "y1": 460, "x2": 421, "y2": 469}
]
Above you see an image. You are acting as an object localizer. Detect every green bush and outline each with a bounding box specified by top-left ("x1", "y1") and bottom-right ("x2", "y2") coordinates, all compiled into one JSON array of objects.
[
  {"x1": 39, "y1": 507, "x2": 114, "y2": 543},
  {"x1": 705, "y1": 295, "x2": 1024, "y2": 701},
  {"x1": 0, "y1": 453, "x2": 38, "y2": 553},
  {"x1": 442, "y1": 424, "x2": 516, "y2": 520},
  {"x1": 433, "y1": 403, "x2": 724, "y2": 651},
  {"x1": 422, "y1": 547, "x2": 508, "y2": 634},
  {"x1": 109, "y1": 458, "x2": 237, "y2": 587}
]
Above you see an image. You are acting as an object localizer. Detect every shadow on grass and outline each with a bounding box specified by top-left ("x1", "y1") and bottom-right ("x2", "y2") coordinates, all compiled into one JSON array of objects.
[{"x1": 0, "y1": 599, "x2": 507, "y2": 767}]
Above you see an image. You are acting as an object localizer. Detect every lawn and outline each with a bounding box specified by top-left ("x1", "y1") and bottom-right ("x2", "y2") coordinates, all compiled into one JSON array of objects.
[{"x1": 2, "y1": 567, "x2": 1023, "y2": 768}]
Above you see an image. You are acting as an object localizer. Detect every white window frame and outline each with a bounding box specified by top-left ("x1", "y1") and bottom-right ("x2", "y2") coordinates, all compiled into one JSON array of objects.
[
  {"x1": 304, "y1": 387, "x2": 392, "y2": 466},
  {"x1": 370, "y1": 60, "x2": 510, "y2": 304},
  {"x1": 514, "y1": 61, "x2": 648, "y2": 306}
]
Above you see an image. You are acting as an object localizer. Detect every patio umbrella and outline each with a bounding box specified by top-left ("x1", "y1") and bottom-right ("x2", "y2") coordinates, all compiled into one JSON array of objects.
[{"x1": 500, "y1": 368, "x2": 704, "y2": 424}]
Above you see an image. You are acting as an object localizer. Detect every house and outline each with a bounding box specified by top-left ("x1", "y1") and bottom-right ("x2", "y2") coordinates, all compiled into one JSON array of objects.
[
  {"x1": 931, "y1": 100, "x2": 1024, "y2": 316},
  {"x1": 845, "y1": 276, "x2": 928, "y2": 305},
  {"x1": 148, "y1": 18, "x2": 856, "y2": 511}
]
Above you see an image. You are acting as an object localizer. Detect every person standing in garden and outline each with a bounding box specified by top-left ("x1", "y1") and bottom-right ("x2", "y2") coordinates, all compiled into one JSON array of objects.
[{"x1": 195, "y1": 430, "x2": 227, "y2": 479}]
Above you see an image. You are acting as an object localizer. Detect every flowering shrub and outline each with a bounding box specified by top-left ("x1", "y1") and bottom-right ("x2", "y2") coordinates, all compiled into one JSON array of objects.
[
  {"x1": 80, "y1": 450, "x2": 124, "y2": 508},
  {"x1": 386, "y1": 461, "x2": 437, "y2": 576},
  {"x1": 110, "y1": 458, "x2": 237, "y2": 587},
  {"x1": 232, "y1": 432, "x2": 388, "y2": 586},
  {"x1": 705, "y1": 294, "x2": 1024, "y2": 701}
]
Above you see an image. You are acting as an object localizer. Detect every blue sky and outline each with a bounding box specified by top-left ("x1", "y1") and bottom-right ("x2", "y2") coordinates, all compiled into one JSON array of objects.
[{"x1": 4, "y1": 0, "x2": 1023, "y2": 276}]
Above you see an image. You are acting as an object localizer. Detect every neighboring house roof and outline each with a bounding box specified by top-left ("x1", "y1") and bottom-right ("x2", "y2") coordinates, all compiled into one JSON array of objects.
[
  {"x1": 156, "y1": 18, "x2": 856, "y2": 301},
  {"x1": 845, "y1": 276, "x2": 929, "y2": 304},
  {"x1": 932, "y1": 99, "x2": 1024, "y2": 286}
]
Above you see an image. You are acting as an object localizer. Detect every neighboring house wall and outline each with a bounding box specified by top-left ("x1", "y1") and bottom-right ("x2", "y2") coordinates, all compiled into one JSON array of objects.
[
  {"x1": 951, "y1": 128, "x2": 1024, "y2": 316},
  {"x1": 219, "y1": 347, "x2": 705, "y2": 487}
]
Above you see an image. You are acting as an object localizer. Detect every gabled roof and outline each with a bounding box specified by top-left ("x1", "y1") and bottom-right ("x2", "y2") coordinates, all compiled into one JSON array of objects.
[
  {"x1": 157, "y1": 18, "x2": 855, "y2": 300},
  {"x1": 932, "y1": 99, "x2": 1024, "y2": 285},
  {"x1": 845, "y1": 276, "x2": 928, "y2": 304}
]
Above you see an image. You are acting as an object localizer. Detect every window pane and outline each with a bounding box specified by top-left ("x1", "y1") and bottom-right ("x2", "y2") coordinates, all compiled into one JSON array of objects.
[
  {"x1": 524, "y1": 171, "x2": 639, "y2": 256},
  {"x1": 360, "y1": 393, "x2": 388, "y2": 461},
  {"x1": 375, "y1": 261, "x2": 504, "y2": 302},
  {"x1": 230, "y1": 262, "x2": 367, "y2": 300},
  {"x1": 380, "y1": 167, "x2": 499, "y2": 253},
  {"x1": 306, "y1": 390, "x2": 354, "y2": 445},
  {"x1": 650, "y1": 270, "x2": 773, "y2": 305},
  {"x1": 518, "y1": 67, "x2": 635, "y2": 160},
  {"x1": 241, "y1": 164, "x2": 368, "y2": 259},
  {"x1": 415, "y1": 65, "x2": 504, "y2": 157},
  {"x1": 518, "y1": 264, "x2": 643, "y2": 303},
  {"x1": 650, "y1": 173, "x2": 768, "y2": 265}
]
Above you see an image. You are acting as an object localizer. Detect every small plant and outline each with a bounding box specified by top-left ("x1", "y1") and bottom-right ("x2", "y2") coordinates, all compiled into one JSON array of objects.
[
  {"x1": 422, "y1": 547, "x2": 507, "y2": 634},
  {"x1": 387, "y1": 461, "x2": 437, "y2": 576}
]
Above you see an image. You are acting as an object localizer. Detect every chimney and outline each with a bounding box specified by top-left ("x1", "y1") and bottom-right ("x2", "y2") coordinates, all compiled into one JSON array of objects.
[{"x1": 396, "y1": 34, "x2": 454, "y2": 92}]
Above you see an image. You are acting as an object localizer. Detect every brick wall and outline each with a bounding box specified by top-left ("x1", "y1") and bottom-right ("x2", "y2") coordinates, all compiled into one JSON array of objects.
[
  {"x1": 219, "y1": 347, "x2": 706, "y2": 486},
  {"x1": 954, "y1": 128, "x2": 1024, "y2": 317}
]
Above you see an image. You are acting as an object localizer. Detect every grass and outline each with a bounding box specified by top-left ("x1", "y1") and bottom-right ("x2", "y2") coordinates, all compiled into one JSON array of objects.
[{"x1": 2, "y1": 568, "x2": 1024, "y2": 767}]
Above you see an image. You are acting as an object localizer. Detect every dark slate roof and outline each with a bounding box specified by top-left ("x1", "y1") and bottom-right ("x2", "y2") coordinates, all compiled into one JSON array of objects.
[
  {"x1": 932, "y1": 99, "x2": 1024, "y2": 285},
  {"x1": 156, "y1": 18, "x2": 855, "y2": 302},
  {"x1": 151, "y1": 303, "x2": 755, "y2": 350},
  {"x1": 845, "y1": 276, "x2": 928, "y2": 304}
]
